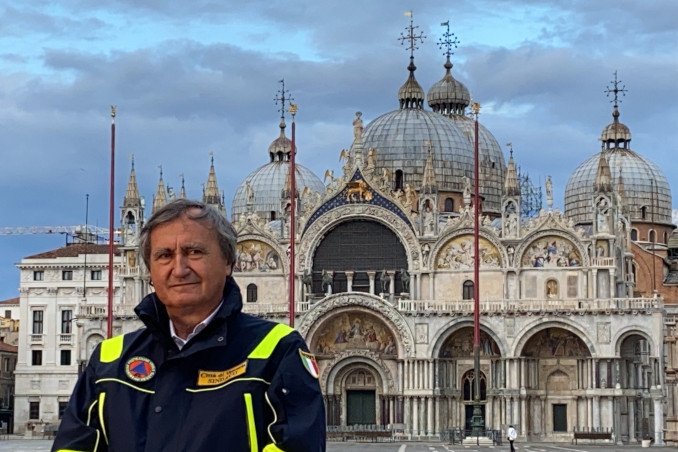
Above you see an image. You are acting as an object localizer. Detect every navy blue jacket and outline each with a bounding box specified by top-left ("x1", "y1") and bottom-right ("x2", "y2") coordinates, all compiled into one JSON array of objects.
[{"x1": 52, "y1": 278, "x2": 326, "y2": 452}]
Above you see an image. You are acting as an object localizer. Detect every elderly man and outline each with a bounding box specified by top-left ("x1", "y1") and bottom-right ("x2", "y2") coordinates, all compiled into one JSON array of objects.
[{"x1": 52, "y1": 199, "x2": 326, "y2": 452}]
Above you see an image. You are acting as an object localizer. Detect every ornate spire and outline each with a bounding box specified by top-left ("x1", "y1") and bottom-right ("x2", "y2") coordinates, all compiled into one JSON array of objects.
[
  {"x1": 269, "y1": 80, "x2": 294, "y2": 162},
  {"x1": 123, "y1": 154, "x2": 141, "y2": 208},
  {"x1": 421, "y1": 143, "x2": 438, "y2": 194},
  {"x1": 428, "y1": 21, "x2": 469, "y2": 116},
  {"x1": 203, "y1": 153, "x2": 223, "y2": 208},
  {"x1": 504, "y1": 144, "x2": 521, "y2": 197},
  {"x1": 397, "y1": 12, "x2": 426, "y2": 109},
  {"x1": 594, "y1": 152, "x2": 613, "y2": 193},
  {"x1": 601, "y1": 71, "x2": 631, "y2": 146},
  {"x1": 152, "y1": 165, "x2": 167, "y2": 215},
  {"x1": 179, "y1": 173, "x2": 186, "y2": 199}
]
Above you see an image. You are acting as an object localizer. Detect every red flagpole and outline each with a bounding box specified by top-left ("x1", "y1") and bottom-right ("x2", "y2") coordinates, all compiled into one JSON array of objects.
[
  {"x1": 288, "y1": 104, "x2": 298, "y2": 327},
  {"x1": 107, "y1": 106, "x2": 116, "y2": 338}
]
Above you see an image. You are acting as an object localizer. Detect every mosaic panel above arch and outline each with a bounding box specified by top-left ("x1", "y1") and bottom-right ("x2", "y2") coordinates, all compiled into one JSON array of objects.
[
  {"x1": 436, "y1": 234, "x2": 502, "y2": 270},
  {"x1": 520, "y1": 235, "x2": 582, "y2": 268},
  {"x1": 440, "y1": 328, "x2": 501, "y2": 358},
  {"x1": 234, "y1": 239, "x2": 282, "y2": 273},
  {"x1": 521, "y1": 327, "x2": 591, "y2": 358},
  {"x1": 311, "y1": 311, "x2": 397, "y2": 358}
]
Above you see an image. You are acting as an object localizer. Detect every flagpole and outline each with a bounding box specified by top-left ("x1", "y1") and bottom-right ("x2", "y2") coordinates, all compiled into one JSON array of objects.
[
  {"x1": 107, "y1": 106, "x2": 116, "y2": 339},
  {"x1": 471, "y1": 101, "x2": 484, "y2": 437},
  {"x1": 288, "y1": 104, "x2": 298, "y2": 327}
]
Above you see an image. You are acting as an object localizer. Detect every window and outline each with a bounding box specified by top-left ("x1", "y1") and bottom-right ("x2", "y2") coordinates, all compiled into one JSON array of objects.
[
  {"x1": 631, "y1": 229, "x2": 638, "y2": 241},
  {"x1": 33, "y1": 271, "x2": 44, "y2": 281},
  {"x1": 29, "y1": 401, "x2": 40, "y2": 420},
  {"x1": 58, "y1": 401, "x2": 68, "y2": 419},
  {"x1": 649, "y1": 230, "x2": 656, "y2": 243},
  {"x1": 60, "y1": 350, "x2": 71, "y2": 366},
  {"x1": 463, "y1": 280, "x2": 474, "y2": 300},
  {"x1": 61, "y1": 310, "x2": 73, "y2": 334},
  {"x1": 32, "y1": 310, "x2": 44, "y2": 334},
  {"x1": 394, "y1": 170, "x2": 404, "y2": 190},
  {"x1": 91, "y1": 270, "x2": 102, "y2": 281},
  {"x1": 32, "y1": 350, "x2": 42, "y2": 366},
  {"x1": 246, "y1": 284, "x2": 258, "y2": 303},
  {"x1": 641, "y1": 206, "x2": 647, "y2": 220},
  {"x1": 4, "y1": 310, "x2": 10, "y2": 319},
  {"x1": 62, "y1": 270, "x2": 73, "y2": 280},
  {"x1": 444, "y1": 197, "x2": 454, "y2": 212},
  {"x1": 2, "y1": 357, "x2": 10, "y2": 372}
]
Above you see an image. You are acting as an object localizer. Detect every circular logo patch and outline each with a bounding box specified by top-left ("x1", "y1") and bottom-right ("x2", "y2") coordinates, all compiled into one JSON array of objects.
[{"x1": 125, "y1": 356, "x2": 156, "y2": 382}]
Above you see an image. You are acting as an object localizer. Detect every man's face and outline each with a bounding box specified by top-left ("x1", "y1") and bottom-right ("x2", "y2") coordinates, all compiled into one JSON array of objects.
[{"x1": 149, "y1": 210, "x2": 231, "y2": 316}]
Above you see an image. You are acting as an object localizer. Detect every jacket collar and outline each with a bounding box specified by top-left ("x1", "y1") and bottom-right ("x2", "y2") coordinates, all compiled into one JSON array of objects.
[{"x1": 135, "y1": 277, "x2": 243, "y2": 345}]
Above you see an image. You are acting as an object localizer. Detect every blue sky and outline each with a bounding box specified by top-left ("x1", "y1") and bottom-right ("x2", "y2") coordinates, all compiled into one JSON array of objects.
[{"x1": 1, "y1": 0, "x2": 677, "y2": 301}]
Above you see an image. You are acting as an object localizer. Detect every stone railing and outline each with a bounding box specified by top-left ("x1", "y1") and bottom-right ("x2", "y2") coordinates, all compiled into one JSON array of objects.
[
  {"x1": 592, "y1": 257, "x2": 615, "y2": 267},
  {"x1": 398, "y1": 296, "x2": 662, "y2": 314},
  {"x1": 242, "y1": 301, "x2": 310, "y2": 316},
  {"x1": 77, "y1": 303, "x2": 138, "y2": 319}
]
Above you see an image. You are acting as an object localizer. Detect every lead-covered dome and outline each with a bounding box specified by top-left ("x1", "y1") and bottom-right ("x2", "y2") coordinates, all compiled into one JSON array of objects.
[
  {"x1": 565, "y1": 106, "x2": 672, "y2": 225},
  {"x1": 231, "y1": 120, "x2": 324, "y2": 222}
]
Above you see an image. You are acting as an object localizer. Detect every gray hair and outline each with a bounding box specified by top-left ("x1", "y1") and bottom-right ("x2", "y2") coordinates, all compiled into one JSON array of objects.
[{"x1": 139, "y1": 199, "x2": 237, "y2": 269}]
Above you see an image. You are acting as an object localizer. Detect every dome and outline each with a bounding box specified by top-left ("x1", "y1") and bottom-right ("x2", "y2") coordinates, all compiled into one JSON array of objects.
[
  {"x1": 450, "y1": 115, "x2": 507, "y2": 213},
  {"x1": 362, "y1": 108, "x2": 475, "y2": 191},
  {"x1": 231, "y1": 119, "x2": 325, "y2": 221},
  {"x1": 231, "y1": 162, "x2": 325, "y2": 221},
  {"x1": 564, "y1": 149, "x2": 672, "y2": 225},
  {"x1": 427, "y1": 58, "x2": 471, "y2": 115},
  {"x1": 565, "y1": 105, "x2": 672, "y2": 225}
]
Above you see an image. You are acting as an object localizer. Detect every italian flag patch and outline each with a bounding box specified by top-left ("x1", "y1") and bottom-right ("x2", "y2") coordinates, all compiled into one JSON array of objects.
[{"x1": 299, "y1": 349, "x2": 319, "y2": 379}]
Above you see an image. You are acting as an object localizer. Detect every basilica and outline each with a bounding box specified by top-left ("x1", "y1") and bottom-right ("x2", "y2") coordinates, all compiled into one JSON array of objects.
[{"x1": 14, "y1": 20, "x2": 678, "y2": 445}]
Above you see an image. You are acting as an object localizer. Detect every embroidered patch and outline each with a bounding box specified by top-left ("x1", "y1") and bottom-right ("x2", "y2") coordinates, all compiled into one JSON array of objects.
[
  {"x1": 125, "y1": 356, "x2": 156, "y2": 382},
  {"x1": 299, "y1": 349, "x2": 319, "y2": 379},
  {"x1": 197, "y1": 361, "x2": 247, "y2": 386}
]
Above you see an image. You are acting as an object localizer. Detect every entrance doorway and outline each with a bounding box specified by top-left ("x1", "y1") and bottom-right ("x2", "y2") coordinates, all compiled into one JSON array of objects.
[
  {"x1": 347, "y1": 390, "x2": 376, "y2": 425},
  {"x1": 553, "y1": 404, "x2": 567, "y2": 432}
]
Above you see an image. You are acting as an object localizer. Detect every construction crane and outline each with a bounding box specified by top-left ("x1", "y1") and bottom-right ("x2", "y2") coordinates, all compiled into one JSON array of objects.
[{"x1": 0, "y1": 225, "x2": 113, "y2": 243}]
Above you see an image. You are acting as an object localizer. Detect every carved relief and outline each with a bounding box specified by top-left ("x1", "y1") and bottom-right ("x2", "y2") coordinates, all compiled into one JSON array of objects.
[
  {"x1": 311, "y1": 312, "x2": 396, "y2": 357},
  {"x1": 521, "y1": 327, "x2": 591, "y2": 357}
]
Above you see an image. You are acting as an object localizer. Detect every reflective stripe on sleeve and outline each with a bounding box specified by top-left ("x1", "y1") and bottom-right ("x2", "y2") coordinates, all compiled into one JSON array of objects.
[
  {"x1": 262, "y1": 444, "x2": 286, "y2": 452},
  {"x1": 55, "y1": 450, "x2": 91, "y2": 452},
  {"x1": 99, "y1": 335, "x2": 124, "y2": 363},
  {"x1": 98, "y1": 392, "x2": 108, "y2": 446},
  {"x1": 247, "y1": 324, "x2": 294, "y2": 360}
]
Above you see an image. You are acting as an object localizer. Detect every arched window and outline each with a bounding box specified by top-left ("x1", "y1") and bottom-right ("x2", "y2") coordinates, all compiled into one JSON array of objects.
[
  {"x1": 649, "y1": 230, "x2": 656, "y2": 243},
  {"x1": 246, "y1": 284, "x2": 258, "y2": 303},
  {"x1": 664, "y1": 232, "x2": 668, "y2": 244},
  {"x1": 395, "y1": 170, "x2": 404, "y2": 190},
  {"x1": 631, "y1": 229, "x2": 638, "y2": 241},
  {"x1": 463, "y1": 280, "x2": 474, "y2": 300},
  {"x1": 444, "y1": 197, "x2": 454, "y2": 212},
  {"x1": 641, "y1": 206, "x2": 647, "y2": 220},
  {"x1": 462, "y1": 369, "x2": 487, "y2": 401}
]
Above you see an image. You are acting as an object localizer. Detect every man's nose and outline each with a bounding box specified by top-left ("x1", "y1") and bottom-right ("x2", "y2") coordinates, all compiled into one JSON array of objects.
[{"x1": 171, "y1": 253, "x2": 191, "y2": 276}]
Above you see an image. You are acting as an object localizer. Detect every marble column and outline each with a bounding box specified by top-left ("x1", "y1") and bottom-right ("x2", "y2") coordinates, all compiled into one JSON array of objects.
[
  {"x1": 345, "y1": 271, "x2": 354, "y2": 292},
  {"x1": 367, "y1": 271, "x2": 376, "y2": 296}
]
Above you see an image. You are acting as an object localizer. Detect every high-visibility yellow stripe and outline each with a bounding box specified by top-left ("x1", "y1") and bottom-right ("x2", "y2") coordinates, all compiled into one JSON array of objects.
[
  {"x1": 248, "y1": 324, "x2": 294, "y2": 359},
  {"x1": 262, "y1": 444, "x2": 286, "y2": 452},
  {"x1": 55, "y1": 449, "x2": 90, "y2": 452},
  {"x1": 98, "y1": 392, "x2": 108, "y2": 446},
  {"x1": 100, "y1": 335, "x2": 124, "y2": 363},
  {"x1": 244, "y1": 393, "x2": 258, "y2": 452}
]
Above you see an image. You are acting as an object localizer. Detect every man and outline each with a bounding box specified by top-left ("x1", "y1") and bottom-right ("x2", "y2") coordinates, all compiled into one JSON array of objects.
[
  {"x1": 53, "y1": 199, "x2": 326, "y2": 452},
  {"x1": 507, "y1": 425, "x2": 517, "y2": 452}
]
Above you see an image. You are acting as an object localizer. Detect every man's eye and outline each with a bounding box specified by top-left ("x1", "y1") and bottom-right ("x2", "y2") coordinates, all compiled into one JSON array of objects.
[
  {"x1": 188, "y1": 249, "x2": 204, "y2": 256},
  {"x1": 155, "y1": 252, "x2": 172, "y2": 261}
]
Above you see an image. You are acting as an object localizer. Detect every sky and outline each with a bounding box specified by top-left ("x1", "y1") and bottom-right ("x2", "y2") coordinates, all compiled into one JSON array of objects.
[{"x1": 0, "y1": 0, "x2": 677, "y2": 301}]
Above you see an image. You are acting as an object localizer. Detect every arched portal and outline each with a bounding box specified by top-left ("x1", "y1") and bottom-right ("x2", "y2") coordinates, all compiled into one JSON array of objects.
[{"x1": 520, "y1": 327, "x2": 591, "y2": 436}]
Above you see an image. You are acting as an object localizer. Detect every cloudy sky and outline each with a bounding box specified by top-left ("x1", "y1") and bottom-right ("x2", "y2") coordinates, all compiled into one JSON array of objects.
[{"x1": 1, "y1": 0, "x2": 677, "y2": 301}]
